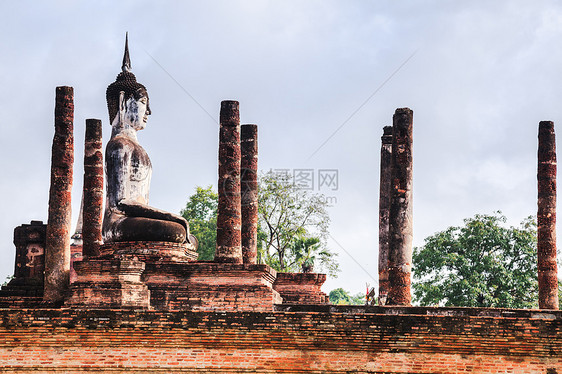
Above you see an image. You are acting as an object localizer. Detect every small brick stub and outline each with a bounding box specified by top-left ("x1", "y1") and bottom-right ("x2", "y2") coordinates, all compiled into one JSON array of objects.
[
  {"x1": 0, "y1": 221, "x2": 46, "y2": 298},
  {"x1": 273, "y1": 272, "x2": 329, "y2": 304}
]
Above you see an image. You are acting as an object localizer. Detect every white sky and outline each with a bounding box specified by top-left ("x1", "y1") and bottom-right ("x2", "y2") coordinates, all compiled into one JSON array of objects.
[{"x1": 1, "y1": 0, "x2": 561, "y2": 296}]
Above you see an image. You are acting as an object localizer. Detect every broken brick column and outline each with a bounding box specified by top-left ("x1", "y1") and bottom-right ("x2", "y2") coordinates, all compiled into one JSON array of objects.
[
  {"x1": 82, "y1": 119, "x2": 104, "y2": 258},
  {"x1": 378, "y1": 125, "x2": 393, "y2": 305},
  {"x1": 537, "y1": 120, "x2": 559, "y2": 310},
  {"x1": 44, "y1": 86, "x2": 74, "y2": 303},
  {"x1": 387, "y1": 108, "x2": 413, "y2": 306},
  {"x1": 241, "y1": 124, "x2": 258, "y2": 264},
  {"x1": 215, "y1": 101, "x2": 243, "y2": 264}
]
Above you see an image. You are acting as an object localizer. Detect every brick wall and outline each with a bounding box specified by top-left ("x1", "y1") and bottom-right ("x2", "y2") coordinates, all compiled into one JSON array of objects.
[{"x1": 0, "y1": 306, "x2": 560, "y2": 373}]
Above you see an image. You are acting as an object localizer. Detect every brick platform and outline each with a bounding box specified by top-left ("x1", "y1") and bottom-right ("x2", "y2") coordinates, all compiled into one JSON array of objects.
[
  {"x1": 144, "y1": 262, "x2": 281, "y2": 311},
  {"x1": 0, "y1": 306, "x2": 560, "y2": 373},
  {"x1": 67, "y1": 241, "x2": 282, "y2": 311}
]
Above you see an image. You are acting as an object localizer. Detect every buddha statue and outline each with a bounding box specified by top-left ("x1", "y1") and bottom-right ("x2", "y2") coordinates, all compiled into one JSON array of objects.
[{"x1": 102, "y1": 36, "x2": 195, "y2": 246}]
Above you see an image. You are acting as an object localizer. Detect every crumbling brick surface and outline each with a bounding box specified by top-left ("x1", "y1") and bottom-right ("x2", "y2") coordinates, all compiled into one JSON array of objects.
[
  {"x1": 216, "y1": 100, "x2": 243, "y2": 264},
  {"x1": 44, "y1": 86, "x2": 74, "y2": 303},
  {"x1": 379, "y1": 125, "x2": 392, "y2": 304},
  {"x1": 81, "y1": 119, "x2": 103, "y2": 258},
  {"x1": 538, "y1": 120, "x2": 559, "y2": 310},
  {"x1": 388, "y1": 108, "x2": 414, "y2": 306},
  {"x1": 0, "y1": 307, "x2": 560, "y2": 372},
  {"x1": 0, "y1": 221, "x2": 46, "y2": 299},
  {"x1": 241, "y1": 124, "x2": 258, "y2": 264}
]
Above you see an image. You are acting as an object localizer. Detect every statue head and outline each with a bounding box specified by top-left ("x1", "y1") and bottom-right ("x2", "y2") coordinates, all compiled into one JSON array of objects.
[{"x1": 106, "y1": 34, "x2": 151, "y2": 129}]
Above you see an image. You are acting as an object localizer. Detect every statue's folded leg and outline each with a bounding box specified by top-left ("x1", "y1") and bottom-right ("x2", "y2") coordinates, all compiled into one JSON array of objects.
[{"x1": 113, "y1": 217, "x2": 186, "y2": 243}]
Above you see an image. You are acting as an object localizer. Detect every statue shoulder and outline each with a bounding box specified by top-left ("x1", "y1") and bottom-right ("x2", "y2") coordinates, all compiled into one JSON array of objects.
[
  {"x1": 106, "y1": 136, "x2": 151, "y2": 169},
  {"x1": 106, "y1": 136, "x2": 137, "y2": 151},
  {"x1": 105, "y1": 136, "x2": 141, "y2": 159}
]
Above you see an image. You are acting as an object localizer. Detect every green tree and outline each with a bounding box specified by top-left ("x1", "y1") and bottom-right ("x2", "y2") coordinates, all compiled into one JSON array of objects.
[
  {"x1": 258, "y1": 171, "x2": 339, "y2": 276},
  {"x1": 181, "y1": 172, "x2": 339, "y2": 276},
  {"x1": 329, "y1": 288, "x2": 365, "y2": 305},
  {"x1": 181, "y1": 186, "x2": 218, "y2": 261},
  {"x1": 413, "y1": 212, "x2": 538, "y2": 308}
]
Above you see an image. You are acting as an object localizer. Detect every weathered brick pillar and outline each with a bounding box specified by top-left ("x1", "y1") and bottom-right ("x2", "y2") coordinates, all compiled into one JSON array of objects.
[
  {"x1": 378, "y1": 125, "x2": 393, "y2": 304},
  {"x1": 215, "y1": 101, "x2": 243, "y2": 264},
  {"x1": 387, "y1": 108, "x2": 413, "y2": 306},
  {"x1": 82, "y1": 119, "x2": 104, "y2": 258},
  {"x1": 241, "y1": 124, "x2": 258, "y2": 264},
  {"x1": 537, "y1": 120, "x2": 559, "y2": 310},
  {"x1": 44, "y1": 86, "x2": 74, "y2": 303}
]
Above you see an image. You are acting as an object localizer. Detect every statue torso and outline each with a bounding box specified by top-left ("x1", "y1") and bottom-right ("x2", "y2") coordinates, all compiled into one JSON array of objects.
[{"x1": 105, "y1": 135, "x2": 152, "y2": 210}]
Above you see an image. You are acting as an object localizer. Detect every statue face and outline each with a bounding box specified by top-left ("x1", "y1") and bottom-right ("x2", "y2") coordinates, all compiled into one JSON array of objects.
[{"x1": 124, "y1": 94, "x2": 151, "y2": 131}]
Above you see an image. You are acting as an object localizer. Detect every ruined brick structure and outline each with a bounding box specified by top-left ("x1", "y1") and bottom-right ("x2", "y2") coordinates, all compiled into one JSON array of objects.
[
  {"x1": 538, "y1": 120, "x2": 560, "y2": 310},
  {"x1": 387, "y1": 108, "x2": 414, "y2": 305},
  {"x1": 44, "y1": 86, "x2": 74, "y2": 304},
  {"x1": 81, "y1": 119, "x2": 103, "y2": 258},
  {"x1": 216, "y1": 100, "x2": 243, "y2": 263},
  {"x1": 0, "y1": 221, "x2": 46, "y2": 299},
  {"x1": 1, "y1": 38, "x2": 561, "y2": 372},
  {"x1": 241, "y1": 123, "x2": 258, "y2": 264},
  {"x1": 378, "y1": 125, "x2": 392, "y2": 305}
]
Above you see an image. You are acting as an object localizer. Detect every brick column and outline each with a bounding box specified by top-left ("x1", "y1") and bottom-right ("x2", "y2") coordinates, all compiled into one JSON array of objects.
[
  {"x1": 378, "y1": 125, "x2": 393, "y2": 304},
  {"x1": 82, "y1": 119, "x2": 104, "y2": 258},
  {"x1": 44, "y1": 86, "x2": 74, "y2": 303},
  {"x1": 215, "y1": 101, "x2": 243, "y2": 264},
  {"x1": 537, "y1": 120, "x2": 559, "y2": 310},
  {"x1": 241, "y1": 124, "x2": 258, "y2": 264},
  {"x1": 387, "y1": 108, "x2": 413, "y2": 306}
]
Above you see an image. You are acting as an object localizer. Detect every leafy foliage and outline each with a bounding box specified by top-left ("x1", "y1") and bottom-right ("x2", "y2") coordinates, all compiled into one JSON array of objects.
[
  {"x1": 181, "y1": 176, "x2": 339, "y2": 277},
  {"x1": 180, "y1": 186, "x2": 218, "y2": 261},
  {"x1": 413, "y1": 212, "x2": 538, "y2": 308},
  {"x1": 328, "y1": 288, "x2": 365, "y2": 305},
  {"x1": 258, "y1": 171, "x2": 339, "y2": 276}
]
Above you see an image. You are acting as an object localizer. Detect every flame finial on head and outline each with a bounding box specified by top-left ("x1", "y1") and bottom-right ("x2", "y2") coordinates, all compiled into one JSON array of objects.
[{"x1": 122, "y1": 32, "x2": 131, "y2": 73}]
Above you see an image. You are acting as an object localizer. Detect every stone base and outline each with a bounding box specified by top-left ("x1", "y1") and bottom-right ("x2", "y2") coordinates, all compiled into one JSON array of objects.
[
  {"x1": 66, "y1": 256, "x2": 150, "y2": 309},
  {"x1": 144, "y1": 262, "x2": 282, "y2": 312},
  {"x1": 273, "y1": 272, "x2": 329, "y2": 304},
  {"x1": 99, "y1": 241, "x2": 197, "y2": 262}
]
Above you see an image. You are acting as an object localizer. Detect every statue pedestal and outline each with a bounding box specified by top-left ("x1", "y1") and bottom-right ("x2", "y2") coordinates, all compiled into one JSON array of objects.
[
  {"x1": 99, "y1": 241, "x2": 198, "y2": 262},
  {"x1": 273, "y1": 272, "x2": 329, "y2": 305}
]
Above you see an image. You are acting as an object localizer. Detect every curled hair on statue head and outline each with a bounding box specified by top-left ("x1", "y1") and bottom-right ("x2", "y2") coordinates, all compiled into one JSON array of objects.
[
  {"x1": 105, "y1": 34, "x2": 150, "y2": 123},
  {"x1": 106, "y1": 71, "x2": 149, "y2": 123}
]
